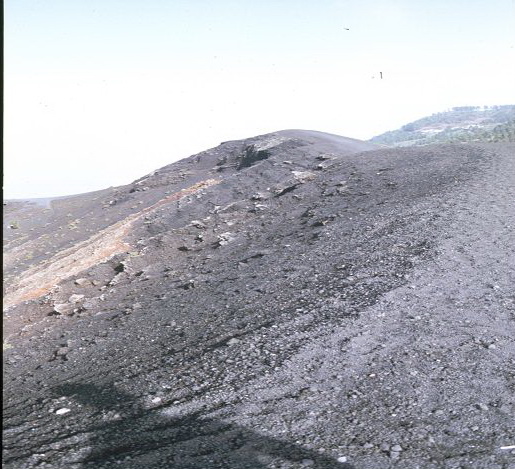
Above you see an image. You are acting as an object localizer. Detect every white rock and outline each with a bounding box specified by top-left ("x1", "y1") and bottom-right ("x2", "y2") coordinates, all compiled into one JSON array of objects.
[
  {"x1": 53, "y1": 303, "x2": 73, "y2": 314},
  {"x1": 227, "y1": 338, "x2": 241, "y2": 345},
  {"x1": 55, "y1": 408, "x2": 71, "y2": 415},
  {"x1": 74, "y1": 278, "x2": 90, "y2": 286},
  {"x1": 68, "y1": 294, "x2": 85, "y2": 303},
  {"x1": 217, "y1": 232, "x2": 235, "y2": 246},
  {"x1": 292, "y1": 171, "x2": 316, "y2": 183},
  {"x1": 337, "y1": 456, "x2": 348, "y2": 462}
]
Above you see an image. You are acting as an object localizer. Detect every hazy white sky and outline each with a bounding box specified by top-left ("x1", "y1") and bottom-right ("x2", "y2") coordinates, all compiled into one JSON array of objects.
[{"x1": 4, "y1": 0, "x2": 515, "y2": 198}]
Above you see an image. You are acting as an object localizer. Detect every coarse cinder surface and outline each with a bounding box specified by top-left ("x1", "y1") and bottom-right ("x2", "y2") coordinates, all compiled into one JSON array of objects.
[{"x1": 3, "y1": 130, "x2": 515, "y2": 469}]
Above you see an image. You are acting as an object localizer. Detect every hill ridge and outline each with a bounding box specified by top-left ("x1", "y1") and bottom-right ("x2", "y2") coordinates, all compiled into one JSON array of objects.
[{"x1": 3, "y1": 131, "x2": 514, "y2": 469}]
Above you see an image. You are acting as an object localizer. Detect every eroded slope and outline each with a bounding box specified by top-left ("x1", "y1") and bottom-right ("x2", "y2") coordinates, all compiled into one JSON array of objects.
[{"x1": 3, "y1": 135, "x2": 514, "y2": 469}]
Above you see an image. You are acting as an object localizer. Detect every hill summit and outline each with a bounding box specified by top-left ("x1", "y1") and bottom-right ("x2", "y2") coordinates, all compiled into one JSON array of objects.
[{"x1": 3, "y1": 130, "x2": 515, "y2": 469}]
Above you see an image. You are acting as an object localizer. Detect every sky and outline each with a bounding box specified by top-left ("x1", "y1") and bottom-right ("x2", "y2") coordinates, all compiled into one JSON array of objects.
[{"x1": 4, "y1": 0, "x2": 515, "y2": 199}]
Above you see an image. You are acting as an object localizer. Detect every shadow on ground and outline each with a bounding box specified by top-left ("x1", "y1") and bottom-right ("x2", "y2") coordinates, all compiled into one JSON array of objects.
[{"x1": 53, "y1": 382, "x2": 354, "y2": 469}]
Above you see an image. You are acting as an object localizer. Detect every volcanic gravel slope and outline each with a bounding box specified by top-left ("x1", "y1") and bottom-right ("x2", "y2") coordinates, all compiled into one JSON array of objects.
[{"x1": 3, "y1": 130, "x2": 515, "y2": 469}]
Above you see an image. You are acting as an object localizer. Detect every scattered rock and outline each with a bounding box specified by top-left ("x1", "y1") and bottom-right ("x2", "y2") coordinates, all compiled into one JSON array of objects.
[
  {"x1": 301, "y1": 459, "x2": 314, "y2": 466},
  {"x1": 274, "y1": 184, "x2": 300, "y2": 197},
  {"x1": 292, "y1": 171, "x2": 316, "y2": 183},
  {"x1": 53, "y1": 303, "x2": 73, "y2": 315},
  {"x1": 68, "y1": 294, "x2": 85, "y2": 303},
  {"x1": 179, "y1": 280, "x2": 196, "y2": 290},
  {"x1": 74, "y1": 278, "x2": 90, "y2": 286},
  {"x1": 56, "y1": 347, "x2": 68, "y2": 356},
  {"x1": 250, "y1": 203, "x2": 268, "y2": 212},
  {"x1": 190, "y1": 220, "x2": 207, "y2": 229},
  {"x1": 316, "y1": 154, "x2": 333, "y2": 161},
  {"x1": 216, "y1": 233, "x2": 236, "y2": 247},
  {"x1": 312, "y1": 219, "x2": 331, "y2": 227}
]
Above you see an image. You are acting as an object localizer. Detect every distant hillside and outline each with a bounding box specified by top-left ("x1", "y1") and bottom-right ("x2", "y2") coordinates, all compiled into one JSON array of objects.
[{"x1": 370, "y1": 105, "x2": 515, "y2": 146}]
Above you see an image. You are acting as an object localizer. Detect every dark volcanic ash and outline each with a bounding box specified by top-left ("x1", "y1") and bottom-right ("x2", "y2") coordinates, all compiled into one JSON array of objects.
[{"x1": 3, "y1": 130, "x2": 515, "y2": 469}]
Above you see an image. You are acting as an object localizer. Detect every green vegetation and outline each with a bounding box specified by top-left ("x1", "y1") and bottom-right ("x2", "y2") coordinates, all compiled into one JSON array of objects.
[{"x1": 370, "y1": 105, "x2": 515, "y2": 147}]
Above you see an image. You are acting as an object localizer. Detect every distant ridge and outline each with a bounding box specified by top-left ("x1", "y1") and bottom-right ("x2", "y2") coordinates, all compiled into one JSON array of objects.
[{"x1": 370, "y1": 105, "x2": 515, "y2": 146}]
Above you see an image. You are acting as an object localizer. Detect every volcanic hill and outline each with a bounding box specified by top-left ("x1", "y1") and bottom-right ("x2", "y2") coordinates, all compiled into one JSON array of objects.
[{"x1": 3, "y1": 130, "x2": 515, "y2": 469}]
